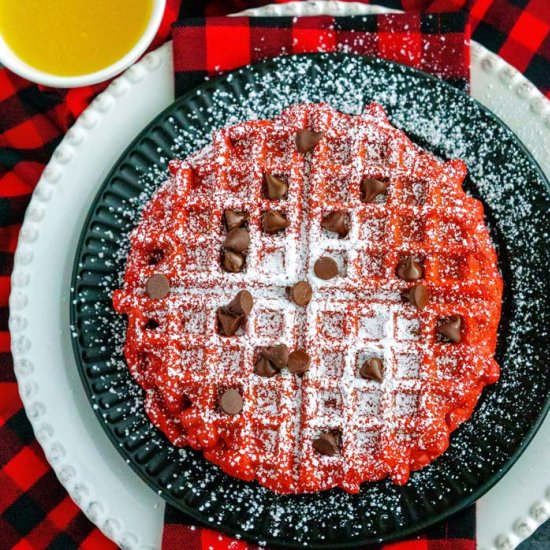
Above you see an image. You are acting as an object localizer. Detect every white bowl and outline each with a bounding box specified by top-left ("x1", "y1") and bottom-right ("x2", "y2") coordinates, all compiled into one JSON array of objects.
[{"x1": 0, "y1": 0, "x2": 166, "y2": 87}]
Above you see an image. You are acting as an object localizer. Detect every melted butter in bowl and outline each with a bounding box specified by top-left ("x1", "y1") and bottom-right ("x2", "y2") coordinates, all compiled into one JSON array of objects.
[{"x1": 0, "y1": 0, "x2": 165, "y2": 86}]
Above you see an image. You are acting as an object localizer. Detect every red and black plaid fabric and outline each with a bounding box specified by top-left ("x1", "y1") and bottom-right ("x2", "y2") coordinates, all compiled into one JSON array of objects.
[
  {"x1": 1, "y1": 1, "x2": 550, "y2": 549},
  {"x1": 163, "y1": 501, "x2": 476, "y2": 549},
  {"x1": 469, "y1": 0, "x2": 550, "y2": 94},
  {"x1": 175, "y1": 0, "x2": 550, "y2": 98},
  {"x1": 173, "y1": 12, "x2": 471, "y2": 96},
  {"x1": 0, "y1": 410, "x2": 116, "y2": 549}
]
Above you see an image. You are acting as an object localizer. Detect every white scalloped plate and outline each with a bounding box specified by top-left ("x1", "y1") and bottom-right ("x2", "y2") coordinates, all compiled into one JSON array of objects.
[{"x1": 9, "y1": 2, "x2": 550, "y2": 549}]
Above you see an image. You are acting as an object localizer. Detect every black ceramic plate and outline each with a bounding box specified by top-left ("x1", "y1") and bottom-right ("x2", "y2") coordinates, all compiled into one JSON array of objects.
[{"x1": 71, "y1": 53, "x2": 550, "y2": 548}]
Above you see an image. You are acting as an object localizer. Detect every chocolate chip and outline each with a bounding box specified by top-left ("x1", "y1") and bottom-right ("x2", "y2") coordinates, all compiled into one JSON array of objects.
[
  {"x1": 254, "y1": 355, "x2": 279, "y2": 378},
  {"x1": 289, "y1": 281, "x2": 313, "y2": 306},
  {"x1": 296, "y1": 129, "x2": 323, "y2": 153},
  {"x1": 147, "y1": 249, "x2": 164, "y2": 266},
  {"x1": 288, "y1": 350, "x2": 311, "y2": 375},
  {"x1": 224, "y1": 228, "x2": 250, "y2": 253},
  {"x1": 224, "y1": 209, "x2": 248, "y2": 230},
  {"x1": 143, "y1": 319, "x2": 159, "y2": 330},
  {"x1": 402, "y1": 284, "x2": 429, "y2": 311},
  {"x1": 437, "y1": 316, "x2": 462, "y2": 343},
  {"x1": 265, "y1": 173, "x2": 288, "y2": 200},
  {"x1": 361, "y1": 177, "x2": 387, "y2": 203},
  {"x1": 262, "y1": 210, "x2": 290, "y2": 234},
  {"x1": 312, "y1": 432, "x2": 339, "y2": 456},
  {"x1": 216, "y1": 307, "x2": 243, "y2": 337},
  {"x1": 396, "y1": 256, "x2": 423, "y2": 281},
  {"x1": 145, "y1": 274, "x2": 170, "y2": 299},
  {"x1": 262, "y1": 344, "x2": 289, "y2": 370},
  {"x1": 222, "y1": 250, "x2": 245, "y2": 273},
  {"x1": 359, "y1": 358, "x2": 384, "y2": 382},
  {"x1": 227, "y1": 290, "x2": 254, "y2": 316},
  {"x1": 219, "y1": 388, "x2": 243, "y2": 415},
  {"x1": 320, "y1": 211, "x2": 349, "y2": 238},
  {"x1": 314, "y1": 257, "x2": 339, "y2": 280}
]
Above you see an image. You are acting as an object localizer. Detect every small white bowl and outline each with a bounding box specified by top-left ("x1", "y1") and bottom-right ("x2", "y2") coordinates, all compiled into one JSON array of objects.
[{"x1": 0, "y1": 0, "x2": 166, "y2": 88}]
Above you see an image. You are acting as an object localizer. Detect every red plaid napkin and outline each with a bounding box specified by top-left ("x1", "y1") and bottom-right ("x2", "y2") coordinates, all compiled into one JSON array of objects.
[
  {"x1": 164, "y1": 505, "x2": 476, "y2": 549},
  {"x1": 1, "y1": 1, "x2": 550, "y2": 549},
  {"x1": 173, "y1": 12, "x2": 470, "y2": 96}
]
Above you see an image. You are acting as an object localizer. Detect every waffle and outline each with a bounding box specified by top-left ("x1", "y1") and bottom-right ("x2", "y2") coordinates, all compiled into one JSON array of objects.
[{"x1": 113, "y1": 103, "x2": 503, "y2": 493}]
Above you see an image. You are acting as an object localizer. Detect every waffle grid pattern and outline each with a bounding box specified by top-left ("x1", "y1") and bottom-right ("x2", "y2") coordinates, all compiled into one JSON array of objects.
[{"x1": 113, "y1": 103, "x2": 502, "y2": 493}]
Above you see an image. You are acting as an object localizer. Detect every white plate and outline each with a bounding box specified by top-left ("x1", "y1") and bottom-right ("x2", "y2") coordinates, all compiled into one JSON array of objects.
[{"x1": 9, "y1": 2, "x2": 550, "y2": 549}]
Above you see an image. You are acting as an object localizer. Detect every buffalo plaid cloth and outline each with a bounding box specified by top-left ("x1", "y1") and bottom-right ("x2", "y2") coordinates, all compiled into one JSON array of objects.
[
  {"x1": 172, "y1": 12, "x2": 471, "y2": 96},
  {"x1": 1, "y1": 1, "x2": 549, "y2": 549}
]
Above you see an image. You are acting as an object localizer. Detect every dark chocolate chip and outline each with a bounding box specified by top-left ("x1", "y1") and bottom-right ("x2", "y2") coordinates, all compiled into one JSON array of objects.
[
  {"x1": 224, "y1": 209, "x2": 248, "y2": 230},
  {"x1": 147, "y1": 249, "x2": 164, "y2": 266},
  {"x1": 265, "y1": 173, "x2": 288, "y2": 200},
  {"x1": 288, "y1": 350, "x2": 311, "y2": 375},
  {"x1": 219, "y1": 388, "x2": 243, "y2": 415},
  {"x1": 145, "y1": 274, "x2": 170, "y2": 299},
  {"x1": 361, "y1": 177, "x2": 387, "y2": 203},
  {"x1": 402, "y1": 284, "x2": 429, "y2": 311},
  {"x1": 254, "y1": 355, "x2": 279, "y2": 378},
  {"x1": 396, "y1": 256, "x2": 423, "y2": 281},
  {"x1": 227, "y1": 290, "x2": 254, "y2": 316},
  {"x1": 314, "y1": 257, "x2": 339, "y2": 280},
  {"x1": 359, "y1": 358, "x2": 384, "y2": 382},
  {"x1": 296, "y1": 129, "x2": 323, "y2": 153},
  {"x1": 312, "y1": 432, "x2": 339, "y2": 456},
  {"x1": 289, "y1": 281, "x2": 313, "y2": 306},
  {"x1": 437, "y1": 316, "x2": 462, "y2": 343},
  {"x1": 262, "y1": 344, "x2": 289, "y2": 370},
  {"x1": 222, "y1": 250, "x2": 245, "y2": 273},
  {"x1": 262, "y1": 210, "x2": 290, "y2": 234},
  {"x1": 143, "y1": 319, "x2": 159, "y2": 330},
  {"x1": 223, "y1": 227, "x2": 250, "y2": 253},
  {"x1": 320, "y1": 211, "x2": 349, "y2": 238},
  {"x1": 216, "y1": 307, "x2": 243, "y2": 337}
]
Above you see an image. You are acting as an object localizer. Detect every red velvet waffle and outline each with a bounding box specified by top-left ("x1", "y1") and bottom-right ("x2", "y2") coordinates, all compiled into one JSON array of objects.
[{"x1": 113, "y1": 103, "x2": 503, "y2": 494}]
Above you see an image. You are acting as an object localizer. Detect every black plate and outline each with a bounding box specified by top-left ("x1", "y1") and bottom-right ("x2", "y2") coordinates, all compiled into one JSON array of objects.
[{"x1": 70, "y1": 53, "x2": 550, "y2": 548}]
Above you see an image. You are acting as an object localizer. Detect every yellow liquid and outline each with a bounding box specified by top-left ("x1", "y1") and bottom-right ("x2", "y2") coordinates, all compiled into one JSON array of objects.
[{"x1": 0, "y1": 0, "x2": 153, "y2": 76}]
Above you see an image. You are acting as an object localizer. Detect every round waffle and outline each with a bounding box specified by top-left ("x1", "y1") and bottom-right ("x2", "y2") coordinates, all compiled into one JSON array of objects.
[{"x1": 113, "y1": 103, "x2": 503, "y2": 494}]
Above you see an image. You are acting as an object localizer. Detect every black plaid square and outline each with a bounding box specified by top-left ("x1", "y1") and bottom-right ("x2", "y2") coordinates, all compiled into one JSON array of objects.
[{"x1": 3, "y1": 493, "x2": 45, "y2": 536}]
